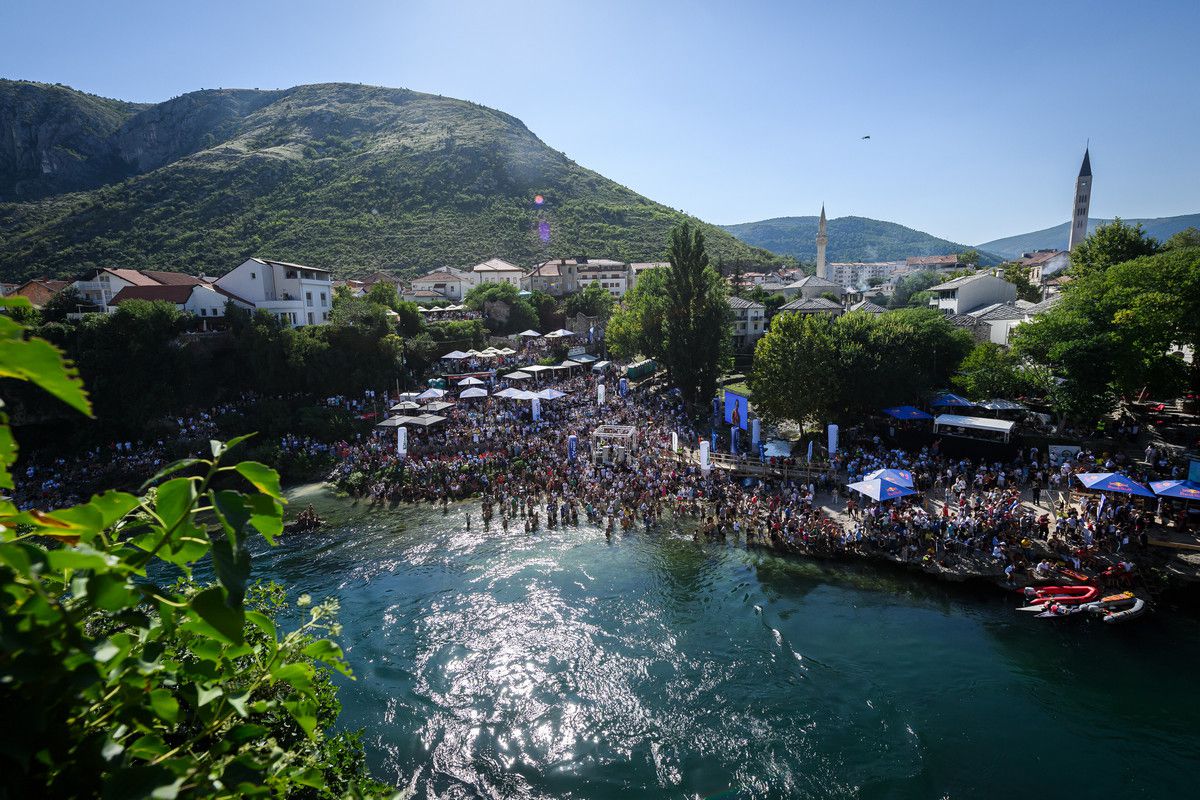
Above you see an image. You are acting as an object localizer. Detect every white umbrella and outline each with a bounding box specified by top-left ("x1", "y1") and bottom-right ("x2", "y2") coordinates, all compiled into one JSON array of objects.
[
  {"x1": 505, "y1": 371, "x2": 532, "y2": 381},
  {"x1": 390, "y1": 401, "x2": 421, "y2": 411},
  {"x1": 523, "y1": 364, "x2": 554, "y2": 373},
  {"x1": 493, "y1": 387, "x2": 521, "y2": 398},
  {"x1": 557, "y1": 360, "x2": 583, "y2": 369},
  {"x1": 442, "y1": 350, "x2": 468, "y2": 360},
  {"x1": 459, "y1": 387, "x2": 488, "y2": 399},
  {"x1": 457, "y1": 376, "x2": 485, "y2": 386},
  {"x1": 544, "y1": 328, "x2": 574, "y2": 338},
  {"x1": 536, "y1": 388, "x2": 566, "y2": 400},
  {"x1": 518, "y1": 330, "x2": 542, "y2": 338},
  {"x1": 395, "y1": 391, "x2": 422, "y2": 402},
  {"x1": 498, "y1": 347, "x2": 517, "y2": 355},
  {"x1": 417, "y1": 388, "x2": 446, "y2": 401}
]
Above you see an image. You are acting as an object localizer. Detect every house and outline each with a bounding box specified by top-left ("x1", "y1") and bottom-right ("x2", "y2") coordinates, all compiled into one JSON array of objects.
[
  {"x1": 1016, "y1": 249, "x2": 1071, "y2": 286},
  {"x1": 410, "y1": 269, "x2": 472, "y2": 301},
  {"x1": 523, "y1": 259, "x2": 577, "y2": 296},
  {"x1": 403, "y1": 288, "x2": 452, "y2": 304},
  {"x1": 777, "y1": 297, "x2": 844, "y2": 318},
  {"x1": 10, "y1": 279, "x2": 69, "y2": 308},
  {"x1": 848, "y1": 299, "x2": 888, "y2": 314},
  {"x1": 360, "y1": 270, "x2": 405, "y2": 288},
  {"x1": 333, "y1": 279, "x2": 367, "y2": 297},
  {"x1": 629, "y1": 262, "x2": 670, "y2": 289},
  {"x1": 471, "y1": 258, "x2": 524, "y2": 288},
  {"x1": 784, "y1": 274, "x2": 845, "y2": 301},
  {"x1": 927, "y1": 272, "x2": 1016, "y2": 315},
  {"x1": 906, "y1": 254, "x2": 962, "y2": 269},
  {"x1": 967, "y1": 302, "x2": 1028, "y2": 345},
  {"x1": 109, "y1": 283, "x2": 246, "y2": 328},
  {"x1": 828, "y1": 261, "x2": 906, "y2": 288},
  {"x1": 944, "y1": 313, "x2": 993, "y2": 343},
  {"x1": 214, "y1": 258, "x2": 333, "y2": 327},
  {"x1": 728, "y1": 296, "x2": 766, "y2": 350},
  {"x1": 577, "y1": 258, "x2": 632, "y2": 298}
]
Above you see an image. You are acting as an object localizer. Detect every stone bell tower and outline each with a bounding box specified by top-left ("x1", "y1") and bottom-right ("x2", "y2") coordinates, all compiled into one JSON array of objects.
[
  {"x1": 1068, "y1": 147, "x2": 1092, "y2": 251},
  {"x1": 815, "y1": 204, "x2": 828, "y2": 279}
]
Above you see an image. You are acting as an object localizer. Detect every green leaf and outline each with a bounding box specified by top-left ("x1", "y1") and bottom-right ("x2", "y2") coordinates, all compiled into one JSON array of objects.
[
  {"x1": 196, "y1": 684, "x2": 223, "y2": 707},
  {"x1": 227, "y1": 691, "x2": 251, "y2": 718},
  {"x1": 45, "y1": 545, "x2": 119, "y2": 573},
  {"x1": 190, "y1": 586, "x2": 245, "y2": 645},
  {"x1": 303, "y1": 639, "x2": 352, "y2": 676},
  {"x1": 102, "y1": 764, "x2": 181, "y2": 800},
  {"x1": 234, "y1": 461, "x2": 283, "y2": 501},
  {"x1": 282, "y1": 698, "x2": 318, "y2": 739},
  {"x1": 127, "y1": 733, "x2": 169, "y2": 760},
  {"x1": 245, "y1": 610, "x2": 277, "y2": 642},
  {"x1": 86, "y1": 572, "x2": 140, "y2": 611},
  {"x1": 0, "y1": 421, "x2": 17, "y2": 489},
  {"x1": 149, "y1": 689, "x2": 179, "y2": 724},
  {"x1": 245, "y1": 494, "x2": 283, "y2": 545},
  {"x1": 154, "y1": 477, "x2": 197, "y2": 530},
  {"x1": 88, "y1": 490, "x2": 141, "y2": 529},
  {"x1": 0, "y1": 336, "x2": 92, "y2": 416}
]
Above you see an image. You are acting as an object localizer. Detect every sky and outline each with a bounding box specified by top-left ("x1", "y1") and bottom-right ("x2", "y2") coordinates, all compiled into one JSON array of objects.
[{"x1": 3, "y1": 0, "x2": 1198, "y2": 244}]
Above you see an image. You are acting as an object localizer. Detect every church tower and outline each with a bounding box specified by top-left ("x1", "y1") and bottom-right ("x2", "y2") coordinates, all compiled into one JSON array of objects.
[
  {"x1": 1068, "y1": 147, "x2": 1092, "y2": 250},
  {"x1": 815, "y1": 204, "x2": 828, "y2": 279}
]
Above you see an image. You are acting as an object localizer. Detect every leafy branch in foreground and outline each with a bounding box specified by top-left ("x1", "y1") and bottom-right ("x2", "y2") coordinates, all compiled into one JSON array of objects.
[{"x1": 0, "y1": 296, "x2": 401, "y2": 799}]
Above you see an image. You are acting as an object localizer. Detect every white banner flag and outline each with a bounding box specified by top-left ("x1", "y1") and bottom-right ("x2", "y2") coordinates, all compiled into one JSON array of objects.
[
  {"x1": 598, "y1": 384, "x2": 606, "y2": 406},
  {"x1": 699, "y1": 440, "x2": 710, "y2": 473},
  {"x1": 671, "y1": 431, "x2": 679, "y2": 453},
  {"x1": 532, "y1": 396, "x2": 542, "y2": 421},
  {"x1": 828, "y1": 423, "x2": 839, "y2": 455},
  {"x1": 396, "y1": 426, "x2": 408, "y2": 457},
  {"x1": 751, "y1": 418, "x2": 761, "y2": 446}
]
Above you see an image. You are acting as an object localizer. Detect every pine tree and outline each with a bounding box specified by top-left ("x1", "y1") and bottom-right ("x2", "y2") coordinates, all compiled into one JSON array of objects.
[{"x1": 663, "y1": 223, "x2": 731, "y2": 407}]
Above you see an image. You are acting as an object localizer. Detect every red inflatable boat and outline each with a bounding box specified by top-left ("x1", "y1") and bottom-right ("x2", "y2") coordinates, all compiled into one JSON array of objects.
[{"x1": 1021, "y1": 585, "x2": 1100, "y2": 606}]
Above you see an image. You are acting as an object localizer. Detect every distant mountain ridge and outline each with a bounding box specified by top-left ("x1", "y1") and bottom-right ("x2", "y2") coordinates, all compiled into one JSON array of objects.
[
  {"x1": 0, "y1": 79, "x2": 789, "y2": 281},
  {"x1": 977, "y1": 213, "x2": 1200, "y2": 260},
  {"x1": 720, "y1": 215, "x2": 1000, "y2": 265}
]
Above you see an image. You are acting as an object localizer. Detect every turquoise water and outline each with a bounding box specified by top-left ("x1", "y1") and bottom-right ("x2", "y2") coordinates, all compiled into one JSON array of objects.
[{"x1": 258, "y1": 486, "x2": 1200, "y2": 799}]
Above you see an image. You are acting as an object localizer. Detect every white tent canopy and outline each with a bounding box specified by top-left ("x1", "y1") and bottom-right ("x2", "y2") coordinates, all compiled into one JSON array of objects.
[
  {"x1": 505, "y1": 371, "x2": 532, "y2": 381},
  {"x1": 441, "y1": 351, "x2": 469, "y2": 360},
  {"x1": 459, "y1": 387, "x2": 488, "y2": 399},
  {"x1": 544, "y1": 328, "x2": 575, "y2": 338},
  {"x1": 457, "y1": 376, "x2": 485, "y2": 386},
  {"x1": 535, "y1": 388, "x2": 566, "y2": 400},
  {"x1": 417, "y1": 388, "x2": 447, "y2": 401},
  {"x1": 933, "y1": 413, "x2": 1016, "y2": 443},
  {"x1": 523, "y1": 364, "x2": 554, "y2": 374},
  {"x1": 518, "y1": 330, "x2": 542, "y2": 338}
]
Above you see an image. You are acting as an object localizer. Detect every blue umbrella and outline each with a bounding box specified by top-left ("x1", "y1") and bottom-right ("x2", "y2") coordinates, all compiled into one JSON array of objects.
[
  {"x1": 930, "y1": 392, "x2": 975, "y2": 408},
  {"x1": 883, "y1": 405, "x2": 933, "y2": 420},
  {"x1": 864, "y1": 468, "x2": 915, "y2": 487},
  {"x1": 847, "y1": 478, "x2": 917, "y2": 502},
  {"x1": 1075, "y1": 472, "x2": 1155, "y2": 498},
  {"x1": 1150, "y1": 480, "x2": 1200, "y2": 500}
]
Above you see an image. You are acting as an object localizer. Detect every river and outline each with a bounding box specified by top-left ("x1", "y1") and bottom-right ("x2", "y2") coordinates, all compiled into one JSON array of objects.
[{"x1": 255, "y1": 485, "x2": 1200, "y2": 799}]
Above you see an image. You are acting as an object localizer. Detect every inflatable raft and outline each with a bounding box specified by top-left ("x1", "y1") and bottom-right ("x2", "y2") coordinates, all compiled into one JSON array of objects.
[
  {"x1": 1019, "y1": 585, "x2": 1100, "y2": 611},
  {"x1": 1082, "y1": 593, "x2": 1146, "y2": 624}
]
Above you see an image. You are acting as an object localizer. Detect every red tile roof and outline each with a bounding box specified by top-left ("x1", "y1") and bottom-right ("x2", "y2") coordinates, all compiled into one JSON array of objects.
[{"x1": 110, "y1": 285, "x2": 196, "y2": 305}]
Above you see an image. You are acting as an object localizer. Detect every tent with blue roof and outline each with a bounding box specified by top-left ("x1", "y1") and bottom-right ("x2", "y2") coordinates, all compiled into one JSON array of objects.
[
  {"x1": 930, "y1": 392, "x2": 975, "y2": 408},
  {"x1": 883, "y1": 405, "x2": 933, "y2": 420},
  {"x1": 846, "y1": 478, "x2": 917, "y2": 502},
  {"x1": 1074, "y1": 472, "x2": 1154, "y2": 498}
]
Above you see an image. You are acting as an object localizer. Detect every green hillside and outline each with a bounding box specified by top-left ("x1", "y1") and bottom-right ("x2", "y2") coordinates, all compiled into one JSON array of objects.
[
  {"x1": 720, "y1": 215, "x2": 998, "y2": 265},
  {"x1": 977, "y1": 213, "x2": 1200, "y2": 260},
  {"x1": 0, "y1": 80, "x2": 789, "y2": 281}
]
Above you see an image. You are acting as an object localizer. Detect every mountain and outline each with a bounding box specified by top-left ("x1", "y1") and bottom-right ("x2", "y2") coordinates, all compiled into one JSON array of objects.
[
  {"x1": 978, "y1": 213, "x2": 1200, "y2": 260},
  {"x1": 720, "y1": 215, "x2": 999, "y2": 265},
  {"x1": 0, "y1": 80, "x2": 789, "y2": 281}
]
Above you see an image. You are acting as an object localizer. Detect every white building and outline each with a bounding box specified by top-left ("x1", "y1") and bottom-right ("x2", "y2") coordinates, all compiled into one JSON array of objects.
[
  {"x1": 109, "y1": 283, "x2": 249, "y2": 327},
  {"x1": 471, "y1": 258, "x2": 524, "y2": 288},
  {"x1": 577, "y1": 259, "x2": 632, "y2": 298},
  {"x1": 828, "y1": 261, "x2": 906, "y2": 288},
  {"x1": 214, "y1": 258, "x2": 333, "y2": 327},
  {"x1": 927, "y1": 272, "x2": 1016, "y2": 316},
  {"x1": 71, "y1": 268, "x2": 213, "y2": 312},
  {"x1": 410, "y1": 269, "x2": 472, "y2": 301},
  {"x1": 728, "y1": 296, "x2": 766, "y2": 350},
  {"x1": 785, "y1": 274, "x2": 845, "y2": 300}
]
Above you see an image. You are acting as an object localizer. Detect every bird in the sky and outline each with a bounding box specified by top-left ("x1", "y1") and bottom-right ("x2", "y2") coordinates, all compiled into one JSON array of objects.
[{"x1": 861, "y1": 135, "x2": 871, "y2": 140}]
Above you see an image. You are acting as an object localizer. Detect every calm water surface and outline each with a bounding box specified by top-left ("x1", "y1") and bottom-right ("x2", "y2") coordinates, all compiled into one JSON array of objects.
[{"x1": 255, "y1": 486, "x2": 1200, "y2": 799}]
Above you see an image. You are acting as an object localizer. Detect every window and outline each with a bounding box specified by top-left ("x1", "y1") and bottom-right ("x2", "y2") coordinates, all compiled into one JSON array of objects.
[
  {"x1": 250, "y1": 272, "x2": 256, "y2": 280},
  {"x1": 286, "y1": 270, "x2": 297, "y2": 279},
  {"x1": 307, "y1": 312, "x2": 314, "y2": 325},
  {"x1": 212, "y1": 308, "x2": 219, "y2": 316},
  {"x1": 200, "y1": 308, "x2": 207, "y2": 316},
  {"x1": 320, "y1": 292, "x2": 327, "y2": 307},
  {"x1": 305, "y1": 291, "x2": 313, "y2": 305}
]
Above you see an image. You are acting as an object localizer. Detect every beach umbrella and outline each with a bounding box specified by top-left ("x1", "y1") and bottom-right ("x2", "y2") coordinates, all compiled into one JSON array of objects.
[
  {"x1": 505, "y1": 371, "x2": 532, "y2": 381},
  {"x1": 1149, "y1": 480, "x2": 1200, "y2": 500},
  {"x1": 422, "y1": 400, "x2": 455, "y2": 412},
  {"x1": 883, "y1": 405, "x2": 933, "y2": 420},
  {"x1": 544, "y1": 328, "x2": 575, "y2": 338},
  {"x1": 498, "y1": 347, "x2": 517, "y2": 355},
  {"x1": 457, "y1": 376, "x2": 485, "y2": 386},
  {"x1": 459, "y1": 387, "x2": 488, "y2": 399},
  {"x1": 518, "y1": 329, "x2": 542, "y2": 337},
  {"x1": 557, "y1": 360, "x2": 583, "y2": 369},
  {"x1": 930, "y1": 392, "x2": 975, "y2": 408},
  {"x1": 846, "y1": 478, "x2": 917, "y2": 502},
  {"x1": 1074, "y1": 472, "x2": 1154, "y2": 498},
  {"x1": 395, "y1": 391, "x2": 422, "y2": 402},
  {"x1": 390, "y1": 401, "x2": 421, "y2": 412},
  {"x1": 535, "y1": 388, "x2": 566, "y2": 400},
  {"x1": 864, "y1": 468, "x2": 915, "y2": 487},
  {"x1": 417, "y1": 388, "x2": 446, "y2": 401},
  {"x1": 493, "y1": 387, "x2": 520, "y2": 398},
  {"x1": 441, "y1": 350, "x2": 468, "y2": 360},
  {"x1": 524, "y1": 364, "x2": 554, "y2": 373}
]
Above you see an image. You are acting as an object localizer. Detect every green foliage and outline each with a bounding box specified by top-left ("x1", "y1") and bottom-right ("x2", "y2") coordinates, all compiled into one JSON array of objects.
[
  {"x1": 1013, "y1": 246, "x2": 1200, "y2": 421},
  {"x1": 1163, "y1": 226, "x2": 1200, "y2": 251},
  {"x1": 606, "y1": 266, "x2": 670, "y2": 361},
  {"x1": 887, "y1": 270, "x2": 943, "y2": 308},
  {"x1": 563, "y1": 281, "x2": 614, "y2": 321},
  {"x1": 1000, "y1": 262, "x2": 1043, "y2": 303},
  {"x1": 40, "y1": 286, "x2": 98, "y2": 323},
  {"x1": 958, "y1": 248, "x2": 981, "y2": 266},
  {"x1": 1069, "y1": 218, "x2": 1160, "y2": 277},
  {"x1": 952, "y1": 342, "x2": 1051, "y2": 400},
  {"x1": 528, "y1": 290, "x2": 564, "y2": 332},
  {"x1": 0, "y1": 80, "x2": 788, "y2": 282},
  {"x1": 464, "y1": 282, "x2": 538, "y2": 334},
  {"x1": 751, "y1": 307, "x2": 972, "y2": 424},
  {"x1": 0, "y1": 313, "x2": 396, "y2": 798},
  {"x1": 364, "y1": 281, "x2": 401, "y2": 311},
  {"x1": 662, "y1": 223, "x2": 731, "y2": 406}
]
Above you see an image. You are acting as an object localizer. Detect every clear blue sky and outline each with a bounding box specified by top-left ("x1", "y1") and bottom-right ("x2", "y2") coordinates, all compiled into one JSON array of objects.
[{"x1": 3, "y1": 0, "x2": 1197, "y2": 244}]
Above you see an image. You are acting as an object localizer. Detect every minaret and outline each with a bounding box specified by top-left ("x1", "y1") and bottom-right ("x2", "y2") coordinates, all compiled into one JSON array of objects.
[
  {"x1": 815, "y1": 204, "x2": 828, "y2": 279},
  {"x1": 1068, "y1": 147, "x2": 1092, "y2": 250}
]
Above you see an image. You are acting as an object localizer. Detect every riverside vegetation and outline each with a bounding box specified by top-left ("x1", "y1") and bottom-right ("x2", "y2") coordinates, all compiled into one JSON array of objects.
[{"x1": 0, "y1": 296, "x2": 401, "y2": 799}]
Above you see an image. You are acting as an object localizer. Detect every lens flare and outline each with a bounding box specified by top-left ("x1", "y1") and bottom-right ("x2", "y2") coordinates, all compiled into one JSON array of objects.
[
  {"x1": 538, "y1": 220, "x2": 551, "y2": 243},
  {"x1": 534, "y1": 194, "x2": 545, "y2": 206}
]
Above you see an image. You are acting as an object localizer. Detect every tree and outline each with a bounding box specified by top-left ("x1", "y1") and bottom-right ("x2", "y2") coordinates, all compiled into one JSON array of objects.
[
  {"x1": 464, "y1": 282, "x2": 538, "y2": 334},
  {"x1": 364, "y1": 280, "x2": 401, "y2": 310},
  {"x1": 41, "y1": 286, "x2": 97, "y2": 323},
  {"x1": 1163, "y1": 226, "x2": 1200, "y2": 251},
  {"x1": 958, "y1": 248, "x2": 981, "y2": 267},
  {"x1": 564, "y1": 281, "x2": 614, "y2": 320},
  {"x1": 0, "y1": 299, "x2": 394, "y2": 798},
  {"x1": 1070, "y1": 218, "x2": 1159, "y2": 277},
  {"x1": 1002, "y1": 262, "x2": 1043, "y2": 303},
  {"x1": 750, "y1": 312, "x2": 840, "y2": 424},
  {"x1": 953, "y1": 342, "x2": 1050, "y2": 400},
  {"x1": 663, "y1": 223, "x2": 731, "y2": 406},
  {"x1": 888, "y1": 270, "x2": 943, "y2": 308},
  {"x1": 528, "y1": 290, "x2": 563, "y2": 331},
  {"x1": 606, "y1": 267, "x2": 669, "y2": 361}
]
